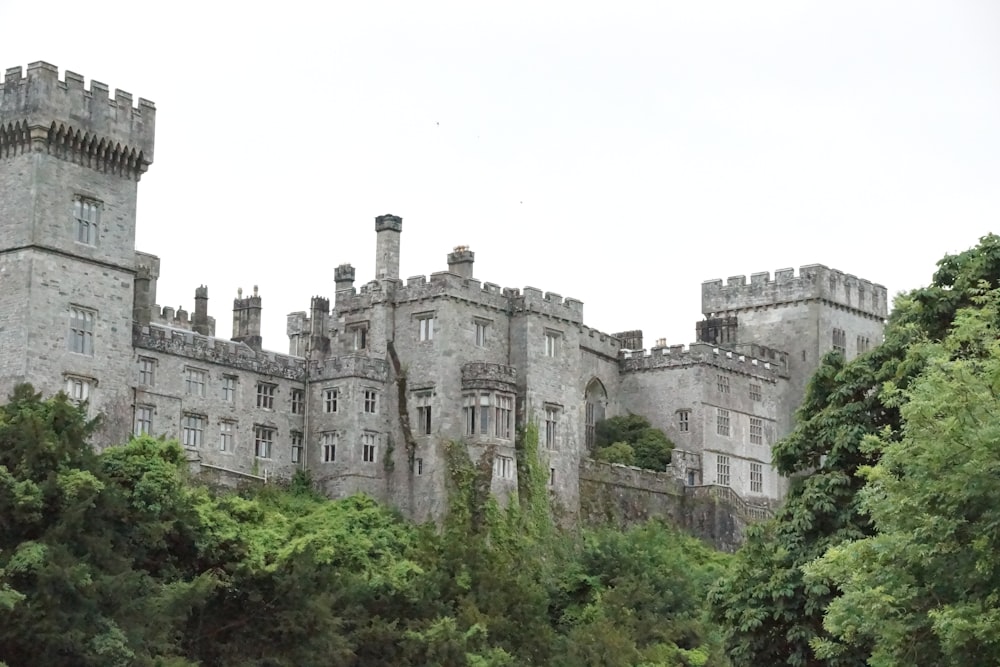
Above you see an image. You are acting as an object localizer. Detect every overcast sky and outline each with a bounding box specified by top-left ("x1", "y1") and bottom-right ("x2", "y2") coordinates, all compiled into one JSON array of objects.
[{"x1": 6, "y1": 1, "x2": 1000, "y2": 353}]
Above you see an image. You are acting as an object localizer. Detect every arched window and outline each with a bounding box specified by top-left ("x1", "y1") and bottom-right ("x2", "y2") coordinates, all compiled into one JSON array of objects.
[{"x1": 584, "y1": 378, "x2": 608, "y2": 450}]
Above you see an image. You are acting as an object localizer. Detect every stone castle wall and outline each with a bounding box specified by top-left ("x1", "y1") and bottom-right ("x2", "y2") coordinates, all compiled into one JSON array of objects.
[{"x1": 0, "y1": 61, "x2": 892, "y2": 549}]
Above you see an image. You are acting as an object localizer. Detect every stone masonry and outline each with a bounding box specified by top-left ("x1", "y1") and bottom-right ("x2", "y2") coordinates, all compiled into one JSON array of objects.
[{"x1": 0, "y1": 62, "x2": 889, "y2": 528}]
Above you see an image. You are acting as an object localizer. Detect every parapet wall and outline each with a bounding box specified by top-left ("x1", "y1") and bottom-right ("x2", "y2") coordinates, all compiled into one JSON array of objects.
[
  {"x1": 511, "y1": 286, "x2": 584, "y2": 324},
  {"x1": 1, "y1": 62, "x2": 155, "y2": 162},
  {"x1": 579, "y1": 325, "x2": 623, "y2": 359},
  {"x1": 334, "y1": 271, "x2": 586, "y2": 325},
  {"x1": 461, "y1": 362, "x2": 517, "y2": 391},
  {"x1": 308, "y1": 355, "x2": 389, "y2": 383},
  {"x1": 702, "y1": 264, "x2": 888, "y2": 320},
  {"x1": 395, "y1": 273, "x2": 510, "y2": 312},
  {"x1": 150, "y1": 304, "x2": 216, "y2": 336},
  {"x1": 134, "y1": 323, "x2": 305, "y2": 380},
  {"x1": 620, "y1": 342, "x2": 787, "y2": 379},
  {"x1": 578, "y1": 459, "x2": 769, "y2": 551}
]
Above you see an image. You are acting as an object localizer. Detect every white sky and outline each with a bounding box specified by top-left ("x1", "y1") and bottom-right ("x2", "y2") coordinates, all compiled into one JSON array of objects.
[{"x1": 6, "y1": 1, "x2": 1000, "y2": 353}]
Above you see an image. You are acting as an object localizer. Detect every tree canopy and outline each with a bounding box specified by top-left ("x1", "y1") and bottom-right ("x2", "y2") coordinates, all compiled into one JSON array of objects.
[
  {"x1": 0, "y1": 386, "x2": 727, "y2": 666},
  {"x1": 592, "y1": 414, "x2": 674, "y2": 471},
  {"x1": 710, "y1": 233, "x2": 1000, "y2": 666}
]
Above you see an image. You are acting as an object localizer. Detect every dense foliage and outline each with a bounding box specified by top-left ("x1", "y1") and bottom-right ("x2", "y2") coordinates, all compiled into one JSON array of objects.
[
  {"x1": 592, "y1": 414, "x2": 674, "y2": 471},
  {"x1": 710, "y1": 234, "x2": 1000, "y2": 666},
  {"x1": 0, "y1": 387, "x2": 727, "y2": 666}
]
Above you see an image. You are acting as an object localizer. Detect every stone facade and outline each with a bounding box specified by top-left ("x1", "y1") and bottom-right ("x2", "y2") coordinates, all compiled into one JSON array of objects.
[{"x1": 0, "y1": 62, "x2": 889, "y2": 528}]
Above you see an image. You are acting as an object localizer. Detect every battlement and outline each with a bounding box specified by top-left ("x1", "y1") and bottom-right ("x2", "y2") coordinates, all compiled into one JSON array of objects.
[
  {"x1": 133, "y1": 323, "x2": 305, "y2": 380},
  {"x1": 511, "y1": 286, "x2": 584, "y2": 324},
  {"x1": 401, "y1": 273, "x2": 509, "y2": 311},
  {"x1": 1, "y1": 62, "x2": 154, "y2": 171},
  {"x1": 308, "y1": 354, "x2": 390, "y2": 383},
  {"x1": 135, "y1": 251, "x2": 161, "y2": 279},
  {"x1": 620, "y1": 342, "x2": 787, "y2": 379},
  {"x1": 150, "y1": 303, "x2": 216, "y2": 336},
  {"x1": 580, "y1": 325, "x2": 623, "y2": 359},
  {"x1": 461, "y1": 362, "x2": 517, "y2": 391},
  {"x1": 702, "y1": 264, "x2": 888, "y2": 319}
]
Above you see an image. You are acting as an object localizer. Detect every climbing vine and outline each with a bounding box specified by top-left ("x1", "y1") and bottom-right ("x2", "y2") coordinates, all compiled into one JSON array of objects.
[
  {"x1": 515, "y1": 418, "x2": 553, "y2": 540},
  {"x1": 386, "y1": 340, "x2": 418, "y2": 473},
  {"x1": 442, "y1": 415, "x2": 553, "y2": 546}
]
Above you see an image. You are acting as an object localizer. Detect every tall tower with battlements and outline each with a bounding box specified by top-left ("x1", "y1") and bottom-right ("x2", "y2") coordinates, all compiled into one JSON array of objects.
[
  {"x1": 701, "y1": 265, "x2": 888, "y2": 434},
  {"x1": 0, "y1": 62, "x2": 155, "y2": 445}
]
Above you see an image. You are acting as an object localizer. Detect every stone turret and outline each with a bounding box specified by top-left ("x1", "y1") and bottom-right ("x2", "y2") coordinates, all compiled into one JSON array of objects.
[
  {"x1": 193, "y1": 286, "x2": 210, "y2": 335},
  {"x1": 2, "y1": 61, "x2": 155, "y2": 177},
  {"x1": 375, "y1": 214, "x2": 402, "y2": 281},
  {"x1": 334, "y1": 263, "x2": 356, "y2": 305},
  {"x1": 232, "y1": 286, "x2": 263, "y2": 352},
  {"x1": 447, "y1": 245, "x2": 474, "y2": 279},
  {"x1": 310, "y1": 296, "x2": 330, "y2": 354},
  {"x1": 0, "y1": 62, "x2": 156, "y2": 447}
]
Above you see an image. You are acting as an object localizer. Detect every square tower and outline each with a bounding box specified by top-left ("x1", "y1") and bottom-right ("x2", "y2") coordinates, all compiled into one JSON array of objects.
[
  {"x1": 700, "y1": 266, "x2": 888, "y2": 433},
  {"x1": 0, "y1": 62, "x2": 155, "y2": 444}
]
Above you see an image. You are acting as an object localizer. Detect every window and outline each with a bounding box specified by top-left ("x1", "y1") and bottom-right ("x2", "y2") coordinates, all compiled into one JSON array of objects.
[
  {"x1": 256, "y1": 382, "x2": 276, "y2": 410},
  {"x1": 68, "y1": 307, "x2": 95, "y2": 355},
  {"x1": 465, "y1": 393, "x2": 492, "y2": 435},
  {"x1": 749, "y1": 417, "x2": 763, "y2": 445},
  {"x1": 220, "y1": 421, "x2": 234, "y2": 452},
  {"x1": 677, "y1": 410, "x2": 690, "y2": 433},
  {"x1": 544, "y1": 331, "x2": 560, "y2": 357},
  {"x1": 478, "y1": 394, "x2": 490, "y2": 435},
  {"x1": 321, "y1": 431, "x2": 338, "y2": 463},
  {"x1": 222, "y1": 375, "x2": 236, "y2": 402},
  {"x1": 832, "y1": 328, "x2": 847, "y2": 355},
  {"x1": 415, "y1": 392, "x2": 432, "y2": 435},
  {"x1": 134, "y1": 405, "x2": 153, "y2": 436},
  {"x1": 254, "y1": 426, "x2": 274, "y2": 459},
  {"x1": 857, "y1": 335, "x2": 871, "y2": 354},
  {"x1": 182, "y1": 414, "x2": 205, "y2": 448},
  {"x1": 716, "y1": 408, "x2": 730, "y2": 437},
  {"x1": 545, "y1": 405, "x2": 560, "y2": 449},
  {"x1": 324, "y1": 388, "x2": 339, "y2": 413},
  {"x1": 291, "y1": 431, "x2": 303, "y2": 463},
  {"x1": 585, "y1": 401, "x2": 595, "y2": 448},
  {"x1": 138, "y1": 357, "x2": 155, "y2": 386},
  {"x1": 717, "y1": 374, "x2": 730, "y2": 394},
  {"x1": 716, "y1": 454, "x2": 731, "y2": 486},
  {"x1": 749, "y1": 382, "x2": 762, "y2": 402},
  {"x1": 362, "y1": 432, "x2": 377, "y2": 463},
  {"x1": 750, "y1": 462, "x2": 763, "y2": 493},
  {"x1": 686, "y1": 470, "x2": 696, "y2": 486},
  {"x1": 418, "y1": 314, "x2": 435, "y2": 341},
  {"x1": 494, "y1": 394, "x2": 513, "y2": 440},
  {"x1": 73, "y1": 197, "x2": 100, "y2": 245},
  {"x1": 64, "y1": 376, "x2": 93, "y2": 404},
  {"x1": 549, "y1": 467, "x2": 556, "y2": 486},
  {"x1": 363, "y1": 389, "x2": 379, "y2": 414},
  {"x1": 493, "y1": 455, "x2": 514, "y2": 480},
  {"x1": 351, "y1": 326, "x2": 367, "y2": 350},
  {"x1": 475, "y1": 320, "x2": 488, "y2": 347},
  {"x1": 185, "y1": 368, "x2": 207, "y2": 396},
  {"x1": 291, "y1": 389, "x2": 304, "y2": 415},
  {"x1": 415, "y1": 458, "x2": 423, "y2": 475}
]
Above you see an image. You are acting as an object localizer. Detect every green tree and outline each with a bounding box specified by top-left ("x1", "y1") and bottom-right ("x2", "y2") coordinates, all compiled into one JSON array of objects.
[
  {"x1": 0, "y1": 386, "x2": 209, "y2": 666},
  {"x1": 805, "y1": 290, "x2": 1000, "y2": 666},
  {"x1": 710, "y1": 234, "x2": 1000, "y2": 666},
  {"x1": 592, "y1": 441, "x2": 635, "y2": 466},
  {"x1": 593, "y1": 414, "x2": 673, "y2": 471},
  {"x1": 551, "y1": 521, "x2": 731, "y2": 667}
]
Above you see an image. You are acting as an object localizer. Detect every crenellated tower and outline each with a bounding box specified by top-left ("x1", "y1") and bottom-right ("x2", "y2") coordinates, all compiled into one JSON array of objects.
[
  {"x1": 700, "y1": 264, "x2": 888, "y2": 433},
  {"x1": 0, "y1": 61, "x2": 155, "y2": 445}
]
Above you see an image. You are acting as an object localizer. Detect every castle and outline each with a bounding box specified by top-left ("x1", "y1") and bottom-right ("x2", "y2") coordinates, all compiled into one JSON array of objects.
[{"x1": 0, "y1": 62, "x2": 888, "y2": 525}]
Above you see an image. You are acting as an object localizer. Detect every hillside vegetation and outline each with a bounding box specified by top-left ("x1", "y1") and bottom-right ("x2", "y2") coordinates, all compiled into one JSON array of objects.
[{"x1": 0, "y1": 389, "x2": 728, "y2": 666}]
